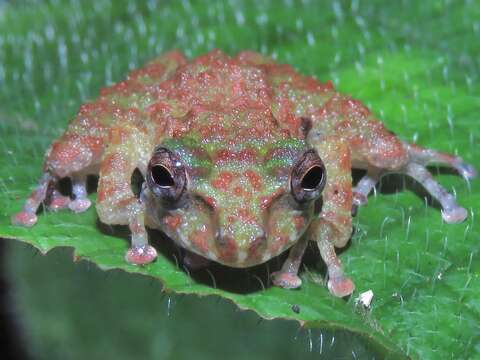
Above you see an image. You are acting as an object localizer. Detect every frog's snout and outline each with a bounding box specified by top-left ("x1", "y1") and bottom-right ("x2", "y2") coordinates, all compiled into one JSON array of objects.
[
  {"x1": 215, "y1": 231, "x2": 267, "y2": 266},
  {"x1": 213, "y1": 209, "x2": 268, "y2": 266}
]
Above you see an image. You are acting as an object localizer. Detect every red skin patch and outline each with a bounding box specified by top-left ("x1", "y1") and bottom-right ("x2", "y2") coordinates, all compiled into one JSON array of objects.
[
  {"x1": 146, "y1": 101, "x2": 171, "y2": 116},
  {"x1": 322, "y1": 211, "x2": 351, "y2": 227},
  {"x1": 100, "y1": 152, "x2": 128, "y2": 174},
  {"x1": 292, "y1": 216, "x2": 306, "y2": 231},
  {"x1": 108, "y1": 127, "x2": 130, "y2": 145},
  {"x1": 190, "y1": 228, "x2": 210, "y2": 253},
  {"x1": 259, "y1": 189, "x2": 283, "y2": 210},
  {"x1": 211, "y1": 171, "x2": 234, "y2": 190},
  {"x1": 217, "y1": 236, "x2": 238, "y2": 262},
  {"x1": 97, "y1": 180, "x2": 130, "y2": 204},
  {"x1": 203, "y1": 196, "x2": 217, "y2": 209},
  {"x1": 214, "y1": 149, "x2": 235, "y2": 163},
  {"x1": 236, "y1": 208, "x2": 258, "y2": 225},
  {"x1": 330, "y1": 183, "x2": 353, "y2": 206},
  {"x1": 338, "y1": 150, "x2": 351, "y2": 171},
  {"x1": 79, "y1": 101, "x2": 109, "y2": 116},
  {"x1": 48, "y1": 138, "x2": 81, "y2": 165},
  {"x1": 198, "y1": 123, "x2": 229, "y2": 140},
  {"x1": 11, "y1": 211, "x2": 37, "y2": 227},
  {"x1": 116, "y1": 197, "x2": 136, "y2": 209},
  {"x1": 164, "y1": 214, "x2": 182, "y2": 230},
  {"x1": 247, "y1": 236, "x2": 265, "y2": 260},
  {"x1": 129, "y1": 62, "x2": 166, "y2": 81},
  {"x1": 100, "y1": 80, "x2": 131, "y2": 97},
  {"x1": 244, "y1": 170, "x2": 263, "y2": 191}
]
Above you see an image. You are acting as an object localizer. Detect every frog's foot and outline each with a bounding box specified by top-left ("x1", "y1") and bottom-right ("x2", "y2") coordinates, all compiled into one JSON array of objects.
[
  {"x1": 125, "y1": 245, "x2": 158, "y2": 265},
  {"x1": 352, "y1": 192, "x2": 367, "y2": 216},
  {"x1": 68, "y1": 199, "x2": 92, "y2": 213},
  {"x1": 403, "y1": 162, "x2": 470, "y2": 224},
  {"x1": 68, "y1": 175, "x2": 91, "y2": 213},
  {"x1": 400, "y1": 143, "x2": 476, "y2": 223},
  {"x1": 441, "y1": 206, "x2": 468, "y2": 224},
  {"x1": 271, "y1": 271, "x2": 302, "y2": 289},
  {"x1": 271, "y1": 236, "x2": 309, "y2": 289},
  {"x1": 317, "y1": 237, "x2": 355, "y2": 297},
  {"x1": 11, "y1": 210, "x2": 38, "y2": 227},
  {"x1": 48, "y1": 189, "x2": 71, "y2": 211},
  {"x1": 327, "y1": 275, "x2": 355, "y2": 298},
  {"x1": 183, "y1": 251, "x2": 210, "y2": 270},
  {"x1": 454, "y1": 160, "x2": 477, "y2": 180},
  {"x1": 47, "y1": 176, "x2": 91, "y2": 213}
]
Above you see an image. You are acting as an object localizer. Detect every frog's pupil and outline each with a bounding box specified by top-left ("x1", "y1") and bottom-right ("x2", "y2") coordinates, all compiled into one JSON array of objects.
[
  {"x1": 301, "y1": 166, "x2": 323, "y2": 191},
  {"x1": 151, "y1": 165, "x2": 175, "y2": 187}
]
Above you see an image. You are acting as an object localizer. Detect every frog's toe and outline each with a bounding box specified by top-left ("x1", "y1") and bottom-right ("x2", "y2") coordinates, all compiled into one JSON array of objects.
[
  {"x1": 48, "y1": 195, "x2": 71, "y2": 211},
  {"x1": 271, "y1": 271, "x2": 302, "y2": 289},
  {"x1": 441, "y1": 206, "x2": 468, "y2": 224},
  {"x1": 352, "y1": 191, "x2": 368, "y2": 207},
  {"x1": 125, "y1": 245, "x2": 158, "y2": 265},
  {"x1": 327, "y1": 275, "x2": 355, "y2": 298},
  {"x1": 68, "y1": 198, "x2": 92, "y2": 213},
  {"x1": 457, "y1": 162, "x2": 477, "y2": 180},
  {"x1": 11, "y1": 211, "x2": 38, "y2": 227}
]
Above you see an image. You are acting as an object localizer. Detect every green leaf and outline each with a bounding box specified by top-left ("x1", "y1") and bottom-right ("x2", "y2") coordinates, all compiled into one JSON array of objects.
[{"x1": 1, "y1": 1, "x2": 478, "y2": 358}]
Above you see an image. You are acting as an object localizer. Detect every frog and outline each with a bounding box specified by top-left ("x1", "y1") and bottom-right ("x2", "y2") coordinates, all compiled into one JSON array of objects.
[{"x1": 12, "y1": 49, "x2": 476, "y2": 297}]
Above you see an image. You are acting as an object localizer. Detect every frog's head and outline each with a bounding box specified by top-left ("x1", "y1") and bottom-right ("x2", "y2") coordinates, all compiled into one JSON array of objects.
[{"x1": 143, "y1": 134, "x2": 326, "y2": 267}]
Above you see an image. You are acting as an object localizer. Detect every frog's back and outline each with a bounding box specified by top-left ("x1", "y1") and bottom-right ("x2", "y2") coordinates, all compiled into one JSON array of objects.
[{"x1": 45, "y1": 49, "x2": 402, "y2": 178}]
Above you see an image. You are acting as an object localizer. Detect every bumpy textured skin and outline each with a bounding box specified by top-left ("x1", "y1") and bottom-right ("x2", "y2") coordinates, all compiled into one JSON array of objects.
[{"x1": 12, "y1": 50, "x2": 476, "y2": 297}]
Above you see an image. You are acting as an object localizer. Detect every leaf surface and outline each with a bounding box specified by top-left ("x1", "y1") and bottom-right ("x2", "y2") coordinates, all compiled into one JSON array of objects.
[{"x1": 1, "y1": 1, "x2": 479, "y2": 358}]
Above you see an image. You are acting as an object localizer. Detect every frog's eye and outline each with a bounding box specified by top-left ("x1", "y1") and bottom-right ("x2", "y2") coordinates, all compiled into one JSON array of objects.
[
  {"x1": 147, "y1": 147, "x2": 186, "y2": 202},
  {"x1": 291, "y1": 150, "x2": 326, "y2": 202}
]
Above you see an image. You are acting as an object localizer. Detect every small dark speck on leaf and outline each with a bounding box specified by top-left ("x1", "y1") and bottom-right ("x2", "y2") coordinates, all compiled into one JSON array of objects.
[{"x1": 291, "y1": 304, "x2": 301, "y2": 314}]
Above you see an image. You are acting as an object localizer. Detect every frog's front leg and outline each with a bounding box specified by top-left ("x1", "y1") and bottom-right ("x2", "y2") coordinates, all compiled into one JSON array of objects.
[
  {"x1": 271, "y1": 235, "x2": 309, "y2": 289},
  {"x1": 308, "y1": 136, "x2": 355, "y2": 297},
  {"x1": 96, "y1": 125, "x2": 157, "y2": 265}
]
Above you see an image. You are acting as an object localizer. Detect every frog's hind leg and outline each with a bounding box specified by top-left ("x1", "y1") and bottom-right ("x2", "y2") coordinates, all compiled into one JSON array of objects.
[
  {"x1": 12, "y1": 132, "x2": 103, "y2": 226},
  {"x1": 404, "y1": 142, "x2": 477, "y2": 180},
  {"x1": 353, "y1": 141, "x2": 476, "y2": 223},
  {"x1": 47, "y1": 174, "x2": 93, "y2": 213},
  {"x1": 11, "y1": 172, "x2": 93, "y2": 226},
  {"x1": 11, "y1": 173, "x2": 53, "y2": 227}
]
